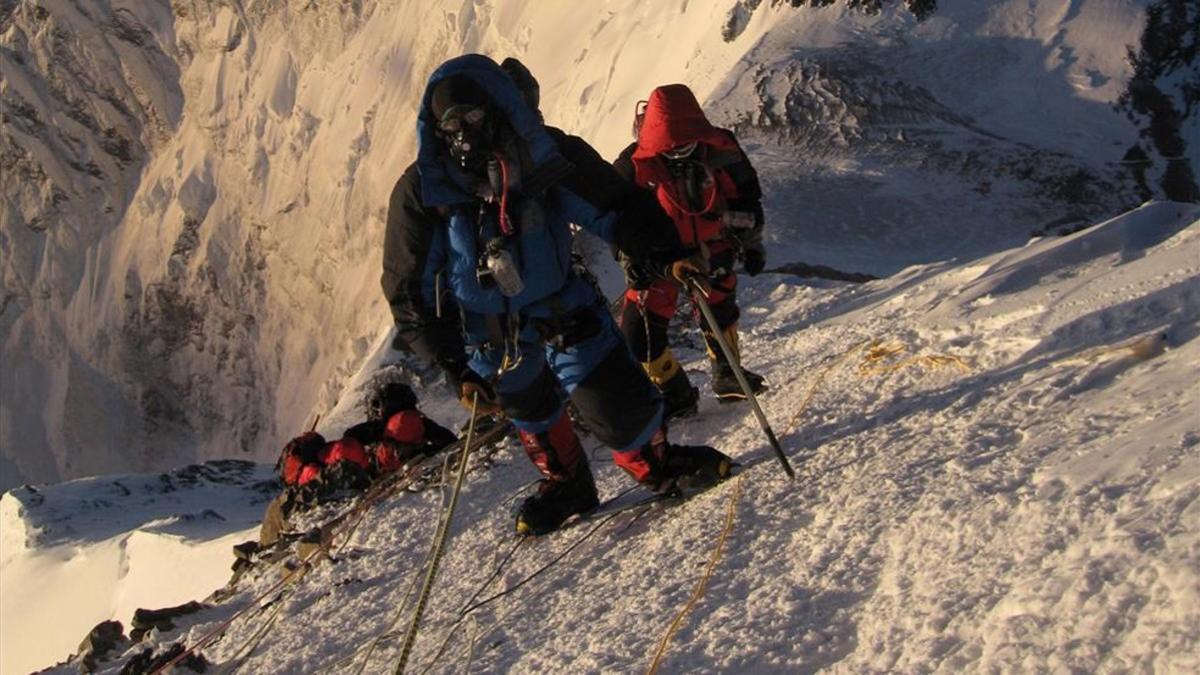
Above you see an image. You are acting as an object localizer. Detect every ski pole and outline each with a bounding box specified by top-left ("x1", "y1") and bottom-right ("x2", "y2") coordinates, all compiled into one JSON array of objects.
[
  {"x1": 686, "y1": 277, "x2": 795, "y2": 480},
  {"x1": 395, "y1": 393, "x2": 481, "y2": 673}
]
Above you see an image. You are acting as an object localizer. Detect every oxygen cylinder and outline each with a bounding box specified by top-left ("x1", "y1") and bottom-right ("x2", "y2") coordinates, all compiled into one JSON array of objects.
[{"x1": 485, "y1": 238, "x2": 524, "y2": 297}]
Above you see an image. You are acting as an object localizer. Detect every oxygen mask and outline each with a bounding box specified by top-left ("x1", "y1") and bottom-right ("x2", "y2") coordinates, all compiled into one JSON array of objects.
[
  {"x1": 438, "y1": 105, "x2": 493, "y2": 176},
  {"x1": 661, "y1": 142, "x2": 700, "y2": 178}
]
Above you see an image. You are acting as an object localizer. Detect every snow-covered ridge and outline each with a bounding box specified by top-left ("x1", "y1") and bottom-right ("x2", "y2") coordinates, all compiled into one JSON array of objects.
[
  {"x1": 0, "y1": 458, "x2": 275, "y2": 554},
  {"x1": 0, "y1": 459, "x2": 275, "y2": 674},
  {"x1": 23, "y1": 199, "x2": 1197, "y2": 674}
]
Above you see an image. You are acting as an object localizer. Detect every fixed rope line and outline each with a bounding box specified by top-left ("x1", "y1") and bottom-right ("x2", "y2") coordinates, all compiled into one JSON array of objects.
[
  {"x1": 781, "y1": 338, "x2": 872, "y2": 438},
  {"x1": 218, "y1": 596, "x2": 286, "y2": 675},
  {"x1": 154, "y1": 428, "x2": 480, "y2": 674},
  {"x1": 646, "y1": 476, "x2": 744, "y2": 675},
  {"x1": 419, "y1": 504, "x2": 643, "y2": 674},
  {"x1": 459, "y1": 536, "x2": 529, "y2": 615},
  {"x1": 154, "y1": 416, "x2": 514, "y2": 674},
  {"x1": 346, "y1": 569, "x2": 424, "y2": 674},
  {"x1": 342, "y1": 432, "x2": 533, "y2": 672},
  {"x1": 394, "y1": 394, "x2": 482, "y2": 674},
  {"x1": 149, "y1": 554, "x2": 315, "y2": 674},
  {"x1": 458, "y1": 506, "x2": 635, "y2": 617},
  {"x1": 350, "y1": 462, "x2": 459, "y2": 675},
  {"x1": 153, "y1": 475, "x2": 418, "y2": 675},
  {"x1": 856, "y1": 340, "x2": 970, "y2": 377},
  {"x1": 781, "y1": 338, "x2": 971, "y2": 440}
]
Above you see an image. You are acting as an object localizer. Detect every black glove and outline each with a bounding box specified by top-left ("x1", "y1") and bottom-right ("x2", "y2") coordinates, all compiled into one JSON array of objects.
[
  {"x1": 458, "y1": 369, "x2": 501, "y2": 415},
  {"x1": 742, "y1": 248, "x2": 766, "y2": 277},
  {"x1": 668, "y1": 254, "x2": 712, "y2": 296},
  {"x1": 439, "y1": 356, "x2": 470, "y2": 395}
]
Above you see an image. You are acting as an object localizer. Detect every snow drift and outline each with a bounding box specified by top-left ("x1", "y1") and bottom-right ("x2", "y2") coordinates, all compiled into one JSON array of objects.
[{"x1": 0, "y1": 461, "x2": 275, "y2": 675}]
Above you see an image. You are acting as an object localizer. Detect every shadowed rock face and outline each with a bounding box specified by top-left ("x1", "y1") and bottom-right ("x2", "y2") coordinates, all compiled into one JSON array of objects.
[
  {"x1": 2, "y1": 0, "x2": 409, "y2": 491},
  {"x1": 1, "y1": 1, "x2": 186, "y2": 489},
  {"x1": 0, "y1": 1, "x2": 282, "y2": 490},
  {"x1": 723, "y1": 0, "x2": 938, "y2": 43},
  {"x1": 705, "y1": 42, "x2": 1142, "y2": 277},
  {"x1": 1119, "y1": 0, "x2": 1199, "y2": 204}
]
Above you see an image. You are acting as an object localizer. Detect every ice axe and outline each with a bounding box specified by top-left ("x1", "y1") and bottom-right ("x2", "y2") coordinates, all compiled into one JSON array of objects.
[{"x1": 686, "y1": 276, "x2": 795, "y2": 480}]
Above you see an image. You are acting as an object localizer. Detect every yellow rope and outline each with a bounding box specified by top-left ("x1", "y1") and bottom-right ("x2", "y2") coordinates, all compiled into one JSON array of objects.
[
  {"x1": 647, "y1": 337, "x2": 971, "y2": 674},
  {"x1": 782, "y1": 339, "x2": 872, "y2": 437},
  {"x1": 856, "y1": 340, "x2": 970, "y2": 376},
  {"x1": 645, "y1": 476, "x2": 744, "y2": 675},
  {"x1": 781, "y1": 338, "x2": 970, "y2": 438},
  {"x1": 859, "y1": 353, "x2": 972, "y2": 376}
]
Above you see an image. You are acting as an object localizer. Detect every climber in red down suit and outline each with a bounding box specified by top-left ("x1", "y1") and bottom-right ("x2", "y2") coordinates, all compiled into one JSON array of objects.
[{"x1": 614, "y1": 84, "x2": 768, "y2": 418}]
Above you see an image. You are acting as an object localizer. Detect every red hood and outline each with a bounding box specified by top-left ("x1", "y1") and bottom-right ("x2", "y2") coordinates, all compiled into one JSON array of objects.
[{"x1": 631, "y1": 84, "x2": 729, "y2": 159}]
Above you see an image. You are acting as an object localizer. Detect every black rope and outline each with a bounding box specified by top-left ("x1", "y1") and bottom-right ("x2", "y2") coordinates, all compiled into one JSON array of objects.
[
  {"x1": 414, "y1": 491, "x2": 647, "y2": 674},
  {"x1": 460, "y1": 508, "x2": 628, "y2": 617},
  {"x1": 459, "y1": 536, "x2": 529, "y2": 615},
  {"x1": 220, "y1": 596, "x2": 286, "y2": 674}
]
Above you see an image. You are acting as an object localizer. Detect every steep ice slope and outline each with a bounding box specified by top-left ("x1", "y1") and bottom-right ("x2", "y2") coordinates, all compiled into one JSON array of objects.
[
  {"x1": 2, "y1": 0, "x2": 184, "y2": 486},
  {"x1": 1, "y1": 0, "x2": 1165, "y2": 493},
  {"x1": 22, "y1": 200, "x2": 1198, "y2": 674}
]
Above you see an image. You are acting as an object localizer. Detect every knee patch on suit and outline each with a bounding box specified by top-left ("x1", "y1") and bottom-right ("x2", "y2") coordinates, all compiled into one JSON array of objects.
[
  {"x1": 499, "y1": 363, "x2": 562, "y2": 426},
  {"x1": 570, "y1": 345, "x2": 662, "y2": 450}
]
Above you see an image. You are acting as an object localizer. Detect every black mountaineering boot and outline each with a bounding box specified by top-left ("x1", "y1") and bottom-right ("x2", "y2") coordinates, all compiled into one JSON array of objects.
[
  {"x1": 659, "y1": 367, "x2": 700, "y2": 420},
  {"x1": 704, "y1": 323, "x2": 767, "y2": 403},
  {"x1": 515, "y1": 412, "x2": 600, "y2": 535},
  {"x1": 516, "y1": 466, "x2": 599, "y2": 535},
  {"x1": 641, "y1": 349, "x2": 699, "y2": 420},
  {"x1": 613, "y1": 428, "x2": 737, "y2": 495},
  {"x1": 711, "y1": 363, "x2": 766, "y2": 403}
]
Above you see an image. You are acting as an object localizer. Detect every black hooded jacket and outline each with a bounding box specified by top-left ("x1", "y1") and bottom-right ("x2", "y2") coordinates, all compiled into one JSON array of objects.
[{"x1": 381, "y1": 128, "x2": 684, "y2": 385}]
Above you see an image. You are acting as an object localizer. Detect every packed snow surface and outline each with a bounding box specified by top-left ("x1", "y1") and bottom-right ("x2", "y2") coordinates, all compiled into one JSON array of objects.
[
  {"x1": 16, "y1": 200, "x2": 1197, "y2": 674},
  {"x1": 0, "y1": 461, "x2": 275, "y2": 675}
]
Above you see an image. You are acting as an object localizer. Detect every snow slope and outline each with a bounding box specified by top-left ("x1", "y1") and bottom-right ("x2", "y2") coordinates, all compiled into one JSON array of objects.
[
  {"x1": 22, "y1": 200, "x2": 1198, "y2": 674},
  {"x1": 0, "y1": 461, "x2": 275, "y2": 675},
  {"x1": 2, "y1": 0, "x2": 1171, "y2": 492}
]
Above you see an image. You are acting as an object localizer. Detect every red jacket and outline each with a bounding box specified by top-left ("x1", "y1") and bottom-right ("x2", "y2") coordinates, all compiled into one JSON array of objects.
[{"x1": 631, "y1": 85, "x2": 758, "y2": 248}]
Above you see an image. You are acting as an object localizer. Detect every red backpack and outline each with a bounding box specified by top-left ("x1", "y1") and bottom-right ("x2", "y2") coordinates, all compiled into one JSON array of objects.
[
  {"x1": 374, "y1": 411, "x2": 428, "y2": 472},
  {"x1": 280, "y1": 432, "x2": 327, "y2": 486},
  {"x1": 324, "y1": 437, "x2": 372, "y2": 470}
]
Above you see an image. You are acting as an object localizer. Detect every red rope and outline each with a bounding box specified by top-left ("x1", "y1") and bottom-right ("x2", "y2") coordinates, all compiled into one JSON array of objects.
[
  {"x1": 495, "y1": 153, "x2": 513, "y2": 236},
  {"x1": 149, "y1": 558, "x2": 313, "y2": 673}
]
